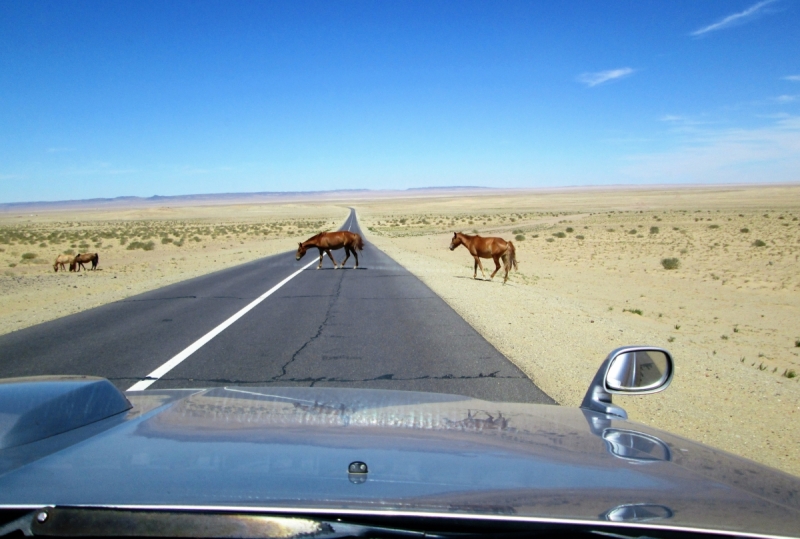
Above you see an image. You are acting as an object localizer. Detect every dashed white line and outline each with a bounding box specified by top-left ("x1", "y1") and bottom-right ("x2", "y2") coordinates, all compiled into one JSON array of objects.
[{"x1": 127, "y1": 258, "x2": 317, "y2": 391}]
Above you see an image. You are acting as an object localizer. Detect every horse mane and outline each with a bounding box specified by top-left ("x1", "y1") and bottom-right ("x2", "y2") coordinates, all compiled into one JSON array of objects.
[{"x1": 301, "y1": 230, "x2": 331, "y2": 246}]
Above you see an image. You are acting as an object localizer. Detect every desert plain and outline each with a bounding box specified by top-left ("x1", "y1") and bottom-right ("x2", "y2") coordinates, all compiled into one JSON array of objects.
[{"x1": 1, "y1": 184, "x2": 799, "y2": 477}]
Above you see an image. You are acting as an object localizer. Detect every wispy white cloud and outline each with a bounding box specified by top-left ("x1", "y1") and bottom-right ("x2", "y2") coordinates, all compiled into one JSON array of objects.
[
  {"x1": 0, "y1": 173, "x2": 23, "y2": 181},
  {"x1": 773, "y1": 94, "x2": 799, "y2": 104},
  {"x1": 658, "y1": 115, "x2": 716, "y2": 129},
  {"x1": 784, "y1": 75, "x2": 800, "y2": 82},
  {"x1": 620, "y1": 115, "x2": 800, "y2": 183},
  {"x1": 62, "y1": 162, "x2": 136, "y2": 176},
  {"x1": 691, "y1": 0, "x2": 778, "y2": 36},
  {"x1": 577, "y1": 68, "x2": 634, "y2": 87}
]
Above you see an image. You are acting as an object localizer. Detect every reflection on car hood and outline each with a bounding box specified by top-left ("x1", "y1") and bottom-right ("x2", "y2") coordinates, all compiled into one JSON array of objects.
[{"x1": 1, "y1": 386, "x2": 799, "y2": 537}]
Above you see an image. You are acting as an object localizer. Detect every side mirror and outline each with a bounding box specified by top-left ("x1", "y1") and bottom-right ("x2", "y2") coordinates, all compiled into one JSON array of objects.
[
  {"x1": 605, "y1": 349, "x2": 672, "y2": 393},
  {"x1": 581, "y1": 346, "x2": 674, "y2": 419}
]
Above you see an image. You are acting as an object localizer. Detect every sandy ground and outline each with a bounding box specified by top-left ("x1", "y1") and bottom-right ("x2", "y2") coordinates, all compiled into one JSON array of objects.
[
  {"x1": 0, "y1": 203, "x2": 349, "y2": 334},
  {"x1": 356, "y1": 184, "x2": 800, "y2": 477}
]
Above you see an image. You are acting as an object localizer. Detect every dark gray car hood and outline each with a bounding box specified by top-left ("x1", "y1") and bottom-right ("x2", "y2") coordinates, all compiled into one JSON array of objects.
[{"x1": 1, "y1": 386, "x2": 799, "y2": 537}]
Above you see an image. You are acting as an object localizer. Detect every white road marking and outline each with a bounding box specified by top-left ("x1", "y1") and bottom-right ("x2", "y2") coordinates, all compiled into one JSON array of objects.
[{"x1": 127, "y1": 258, "x2": 318, "y2": 391}]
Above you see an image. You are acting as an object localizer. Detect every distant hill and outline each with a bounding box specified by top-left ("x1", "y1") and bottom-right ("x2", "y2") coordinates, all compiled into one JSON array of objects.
[{"x1": 0, "y1": 186, "x2": 494, "y2": 212}]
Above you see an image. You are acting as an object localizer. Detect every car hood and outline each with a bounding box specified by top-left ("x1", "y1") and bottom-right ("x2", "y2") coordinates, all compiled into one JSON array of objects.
[{"x1": 1, "y1": 386, "x2": 799, "y2": 537}]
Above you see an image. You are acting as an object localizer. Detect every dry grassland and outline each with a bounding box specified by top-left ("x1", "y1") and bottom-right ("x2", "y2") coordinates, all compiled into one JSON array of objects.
[
  {"x1": 0, "y1": 203, "x2": 349, "y2": 334},
  {"x1": 356, "y1": 184, "x2": 800, "y2": 477}
]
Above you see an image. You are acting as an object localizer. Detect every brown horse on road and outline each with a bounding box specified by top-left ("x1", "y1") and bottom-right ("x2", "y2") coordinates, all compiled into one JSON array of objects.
[
  {"x1": 296, "y1": 231, "x2": 364, "y2": 269},
  {"x1": 449, "y1": 232, "x2": 517, "y2": 283}
]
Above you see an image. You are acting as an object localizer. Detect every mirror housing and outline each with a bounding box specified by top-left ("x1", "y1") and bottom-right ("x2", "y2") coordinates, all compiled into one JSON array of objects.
[{"x1": 581, "y1": 346, "x2": 674, "y2": 419}]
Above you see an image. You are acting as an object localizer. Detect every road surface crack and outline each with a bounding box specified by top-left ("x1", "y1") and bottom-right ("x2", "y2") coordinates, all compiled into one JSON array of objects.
[
  {"x1": 274, "y1": 272, "x2": 344, "y2": 380},
  {"x1": 147, "y1": 370, "x2": 523, "y2": 386}
]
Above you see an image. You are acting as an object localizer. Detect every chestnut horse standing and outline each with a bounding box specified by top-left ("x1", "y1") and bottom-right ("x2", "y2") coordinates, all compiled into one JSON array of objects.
[
  {"x1": 449, "y1": 232, "x2": 517, "y2": 283},
  {"x1": 71, "y1": 252, "x2": 99, "y2": 272},
  {"x1": 296, "y1": 231, "x2": 364, "y2": 269}
]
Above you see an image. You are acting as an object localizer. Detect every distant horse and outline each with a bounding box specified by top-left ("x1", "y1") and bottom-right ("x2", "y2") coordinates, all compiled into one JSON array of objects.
[
  {"x1": 296, "y1": 231, "x2": 364, "y2": 269},
  {"x1": 53, "y1": 254, "x2": 75, "y2": 272},
  {"x1": 449, "y1": 232, "x2": 517, "y2": 283},
  {"x1": 72, "y1": 252, "x2": 99, "y2": 272}
]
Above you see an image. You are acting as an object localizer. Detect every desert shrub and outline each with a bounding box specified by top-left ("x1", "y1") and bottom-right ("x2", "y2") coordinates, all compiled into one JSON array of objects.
[
  {"x1": 8, "y1": 263, "x2": 16, "y2": 267},
  {"x1": 649, "y1": 226, "x2": 659, "y2": 234},
  {"x1": 161, "y1": 237, "x2": 173, "y2": 244},
  {"x1": 21, "y1": 252, "x2": 37, "y2": 260},
  {"x1": 623, "y1": 308, "x2": 643, "y2": 315},
  {"x1": 531, "y1": 234, "x2": 539, "y2": 238},
  {"x1": 606, "y1": 228, "x2": 615, "y2": 232},
  {"x1": 78, "y1": 242, "x2": 90, "y2": 249},
  {"x1": 513, "y1": 229, "x2": 524, "y2": 234},
  {"x1": 795, "y1": 339, "x2": 800, "y2": 348},
  {"x1": 783, "y1": 369, "x2": 797, "y2": 379},
  {"x1": 39, "y1": 242, "x2": 47, "y2": 247},
  {"x1": 740, "y1": 228, "x2": 749, "y2": 233},
  {"x1": 63, "y1": 249, "x2": 75, "y2": 255},
  {"x1": 127, "y1": 241, "x2": 156, "y2": 251},
  {"x1": 752, "y1": 239, "x2": 766, "y2": 247},
  {"x1": 575, "y1": 235, "x2": 584, "y2": 240},
  {"x1": 708, "y1": 224, "x2": 719, "y2": 229},
  {"x1": 628, "y1": 229, "x2": 637, "y2": 234},
  {"x1": 515, "y1": 234, "x2": 525, "y2": 241},
  {"x1": 553, "y1": 232, "x2": 566, "y2": 238},
  {"x1": 565, "y1": 227, "x2": 574, "y2": 233},
  {"x1": 546, "y1": 238, "x2": 554, "y2": 243},
  {"x1": 661, "y1": 258, "x2": 680, "y2": 270}
]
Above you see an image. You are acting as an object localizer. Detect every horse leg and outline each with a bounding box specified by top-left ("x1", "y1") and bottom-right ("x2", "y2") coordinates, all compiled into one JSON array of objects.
[
  {"x1": 317, "y1": 248, "x2": 324, "y2": 269},
  {"x1": 352, "y1": 247, "x2": 359, "y2": 269},
  {"x1": 490, "y1": 255, "x2": 501, "y2": 280},
  {"x1": 473, "y1": 257, "x2": 479, "y2": 279},
  {"x1": 476, "y1": 257, "x2": 487, "y2": 279},
  {"x1": 326, "y1": 249, "x2": 338, "y2": 268},
  {"x1": 341, "y1": 246, "x2": 351, "y2": 268}
]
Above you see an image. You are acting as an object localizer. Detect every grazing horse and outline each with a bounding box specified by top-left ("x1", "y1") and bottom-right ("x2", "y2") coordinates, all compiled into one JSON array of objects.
[
  {"x1": 449, "y1": 232, "x2": 517, "y2": 283},
  {"x1": 296, "y1": 231, "x2": 364, "y2": 269},
  {"x1": 72, "y1": 252, "x2": 99, "y2": 271},
  {"x1": 53, "y1": 254, "x2": 75, "y2": 272}
]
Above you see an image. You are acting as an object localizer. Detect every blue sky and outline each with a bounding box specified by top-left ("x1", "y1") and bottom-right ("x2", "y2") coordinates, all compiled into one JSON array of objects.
[{"x1": 1, "y1": 0, "x2": 798, "y2": 203}]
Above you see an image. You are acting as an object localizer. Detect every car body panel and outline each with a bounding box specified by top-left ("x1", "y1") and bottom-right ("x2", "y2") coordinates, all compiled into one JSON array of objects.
[{"x1": 1, "y1": 386, "x2": 798, "y2": 537}]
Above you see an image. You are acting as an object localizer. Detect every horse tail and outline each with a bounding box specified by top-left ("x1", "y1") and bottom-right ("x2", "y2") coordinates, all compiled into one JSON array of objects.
[
  {"x1": 355, "y1": 233, "x2": 364, "y2": 251},
  {"x1": 507, "y1": 241, "x2": 517, "y2": 271}
]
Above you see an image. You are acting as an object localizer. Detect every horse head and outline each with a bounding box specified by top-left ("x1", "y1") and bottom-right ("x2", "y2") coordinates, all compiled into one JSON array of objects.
[
  {"x1": 449, "y1": 232, "x2": 462, "y2": 251},
  {"x1": 296, "y1": 242, "x2": 307, "y2": 261}
]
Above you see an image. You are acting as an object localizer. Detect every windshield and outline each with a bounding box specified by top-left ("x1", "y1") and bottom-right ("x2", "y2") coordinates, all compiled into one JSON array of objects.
[{"x1": 1, "y1": 1, "x2": 799, "y2": 536}]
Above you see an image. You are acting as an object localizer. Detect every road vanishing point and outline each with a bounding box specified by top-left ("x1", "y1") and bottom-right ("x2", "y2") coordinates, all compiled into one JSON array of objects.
[{"x1": 0, "y1": 209, "x2": 553, "y2": 404}]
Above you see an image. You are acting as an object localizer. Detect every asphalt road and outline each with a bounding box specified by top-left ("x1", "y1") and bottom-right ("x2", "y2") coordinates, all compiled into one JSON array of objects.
[{"x1": 0, "y1": 210, "x2": 553, "y2": 404}]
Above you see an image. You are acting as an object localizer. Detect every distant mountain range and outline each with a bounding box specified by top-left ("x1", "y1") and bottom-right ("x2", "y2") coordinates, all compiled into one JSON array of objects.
[{"x1": 0, "y1": 187, "x2": 496, "y2": 212}]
